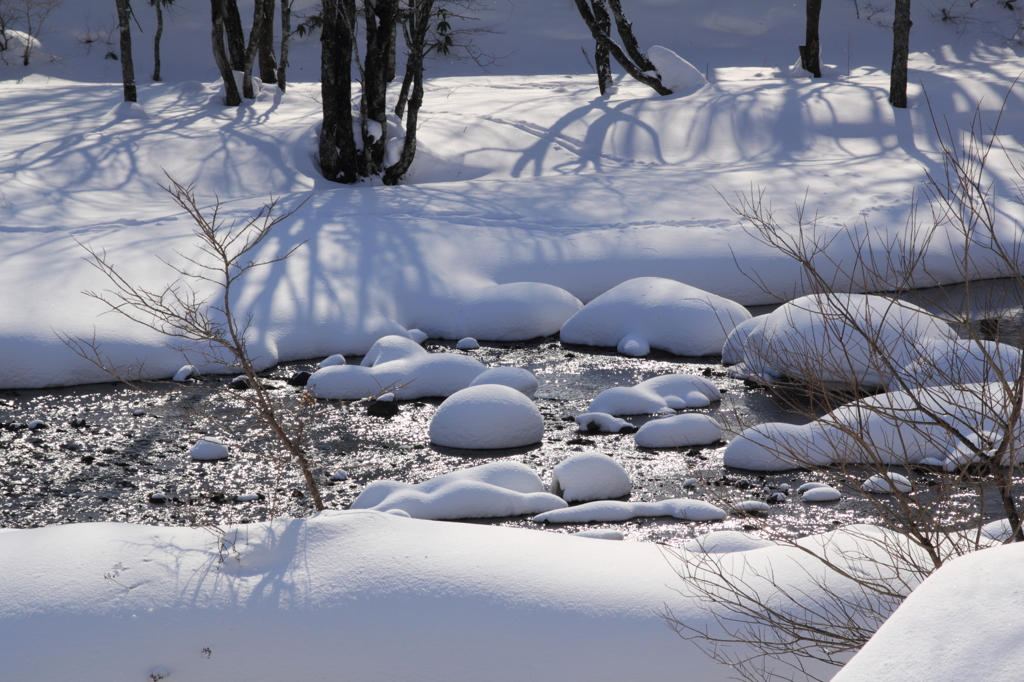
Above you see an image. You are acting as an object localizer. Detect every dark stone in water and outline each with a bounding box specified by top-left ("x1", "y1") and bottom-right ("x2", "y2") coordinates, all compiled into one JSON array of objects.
[
  {"x1": 229, "y1": 376, "x2": 251, "y2": 390},
  {"x1": 288, "y1": 371, "x2": 312, "y2": 387},
  {"x1": 366, "y1": 400, "x2": 399, "y2": 417}
]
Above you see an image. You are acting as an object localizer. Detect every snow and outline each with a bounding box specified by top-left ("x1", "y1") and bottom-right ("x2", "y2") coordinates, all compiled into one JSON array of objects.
[
  {"x1": 634, "y1": 413, "x2": 724, "y2": 448},
  {"x1": 802, "y1": 485, "x2": 842, "y2": 502},
  {"x1": 648, "y1": 46, "x2": 709, "y2": 94},
  {"x1": 432, "y1": 283, "x2": 583, "y2": 342},
  {"x1": 307, "y1": 335, "x2": 486, "y2": 400},
  {"x1": 189, "y1": 437, "x2": 229, "y2": 461},
  {"x1": 571, "y1": 529, "x2": 625, "y2": 541},
  {"x1": 469, "y1": 367, "x2": 540, "y2": 398},
  {"x1": 349, "y1": 461, "x2": 564, "y2": 519},
  {"x1": 316, "y1": 353, "x2": 346, "y2": 368},
  {"x1": 732, "y1": 294, "x2": 957, "y2": 391},
  {"x1": 560, "y1": 278, "x2": 752, "y2": 358},
  {"x1": 172, "y1": 364, "x2": 195, "y2": 382},
  {"x1": 731, "y1": 500, "x2": 771, "y2": 515},
  {"x1": 833, "y1": 542, "x2": 1024, "y2": 682},
  {"x1": 589, "y1": 374, "x2": 722, "y2": 415},
  {"x1": 105, "y1": 101, "x2": 150, "y2": 121},
  {"x1": 549, "y1": 451, "x2": 632, "y2": 503},
  {"x1": 456, "y1": 337, "x2": 480, "y2": 350},
  {"x1": 574, "y1": 412, "x2": 634, "y2": 434},
  {"x1": 862, "y1": 473, "x2": 913, "y2": 495},
  {"x1": 683, "y1": 531, "x2": 776, "y2": 554},
  {"x1": 534, "y1": 498, "x2": 727, "y2": 524},
  {"x1": 428, "y1": 384, "x2": 545, "y2": 450},
  {"x1": 721, "y1": 316, "x2": 763, "y2": 365}
]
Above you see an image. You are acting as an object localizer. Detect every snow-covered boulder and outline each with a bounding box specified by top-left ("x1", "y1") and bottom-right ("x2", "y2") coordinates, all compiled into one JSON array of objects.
[
  {"x1": 721, "y1": 316, "x2": 764, "y2": 365},
  {"x1": 534, "y1": 498, "x2": 726, "y2": 523},
  {"x1": 683, "y1": 531, "x2": 776, "y2": 554},
  {"x1": 350, "y1": 461, "x2": 565, "y2": 519},
  {"x1": 317, "y1": 354, "x2": 346, "y2": 368},
  {"x1": 736, "y1": 294, "x2": 956, "y2": 391},
  {"x1": 862, "y1": 473, "x2": 912, "y2": 494},
  {"x1": 634, "y1": 414, "x2": 723, "y2": 448},
  {"x1": 469, "y1": 367, "x2": 539, "y2": 397},
  {"x1": 723, "y1": 422, "x2": 835, "y2": 471},
  {"x1": 589, "y1": 373, "x2": 721, "y2": 415},
  {"x1": 428, "y1": 384, "x2": 544, "y2": 449},
  {"x1": 308, "y1": 335, "x2": 485, "y2": 400},
  {"x1": 420, "y1": 282, "x2": 583, "y2": 341},
  {"x1": 647, "y1": 46, "x2": 709, "y2": 94},
  {"x1": 172, "y1": 365, "x2": 195, "y2": 382},
  {"x1": 550, "y1": 451, "x2": 631, "y2": 503},
  {"x1": 456, "y1": 337, "x2": 480, "y2": 350},
  {"x1": 897, "y1": 336, "x2": 1022, "y2": 388},
  {"x1": 189, "y1": 437, "x2": 229, "y2": 461},
  {"x1": 802, "y1": 486, "x2": 841, "y2": 502},
  {"x1": 574, "y1": 412, "x2": 634, "y2": 434},
  {"x1": 560, "y1": 278, "x2": 751, "y2": 357}
]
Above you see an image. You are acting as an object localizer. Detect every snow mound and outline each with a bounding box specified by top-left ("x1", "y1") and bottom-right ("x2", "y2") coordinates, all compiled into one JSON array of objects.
[
  {"x1": 408, "y1": 329, "x2": 428, "y2": 344},
  {"x1": 534, "y1": 498, "x2": 726, "y2": 524},
  {"x1": 833, "y1": 542, "x2": 1024, "y2": 682},
  {"x1": 634, "y1": 414, "x2": 723, "y2": 448},
  {"x1": 589, "y1": 373, "x2": 721, "y2": 415},
  {"x1": 574, "y1": 412, "x2": 634, "y2": 434},
  {"x1": 456, "y1": 337, "x2": 480, "y2": 350},
  {"x1": 550, "y1": 451, "x2": 631, "y2": 503},
  {"x1": 721, "y1": 316, "x2": 764, "y2": 365},
  {"x1": 189, "y1": 437, "x2": 229, "y2": 461},
  {"x1": 648, "y1": 46, "x2": 709, "y2": 94},
  {"x1": 560, "y1": 278, "x2": 751, "y2": 357},
  {"x1": 731, "y1": 500, "x2": 770, "y2": 515},
  {"x1": 414, "y1": 283, "x2": 582, "y2": 341},
  {"x1": 350, "y1": 461, "x2": 565, "y2": 519},
  {"x1": 106, "y1": 101, "x2": 151, "y2": 121},
  {"x1": 317, "y1": 354, "x2": 346, "y2": 368},
  {"x1": 897, "y1": 337, "x2": 1022, "y2": 388},
  {"x1": 862, "y1": 473, "x2": 912, "y2": 494},
  {"x1": 571, "y1": 529, "x2": 624, "y2": 540},
  {"x1": 308, "y1": 335, "x2": 485, "y2": 400},
  {"x1": 172, "y1": 365, "x2": 195, "y2": 382},
  {"x1": 428, "y1": 384, "x2": 544, "y2": 449},
  {"x1": 469, "y1": 367, "x2": 539, "y2": 397},
  {"x1": 981, "y1": 518, "x2": 1015, "y2": 542},
  {"x1": 735, "y1": 294, "x2": 956, "y2": 391},
  {"x1": 683, "y1": 531, "x2": 776, "y2": 553},
  {"x1": 802, "y1": 485, "x2": 841, "y2": 502}
]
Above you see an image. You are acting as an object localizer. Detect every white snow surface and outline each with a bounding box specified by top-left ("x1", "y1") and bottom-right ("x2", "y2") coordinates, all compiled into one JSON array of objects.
[
  {"x1": 469, "y1": 367, "x2": 540, "y2": 397},
  {"x1": 862, "y1": 473, "x2": 913, "y2": 495},
  {"x1": 834, "y1": 542, "x2": 1024, "y2": 682},
  {"x1": 350, "y1": 461, "x2": 564, "y2": 519},
  {"x1": 648, "y1": 46, "x2": 709, "y2": 94},
  {"x1": 721, "y1": 316, "x2": 763, "y2": 365},
  {"x1": 802, "y1": 485, "x2": 842, "y2": 502},
  {"x1": 307, "y1": 335, "x2": 485, "y2": 400},
  {"x1": 550, "y1": 451, "x2": 632, "y2": 503},
  {"x1": 189, "y1": 438, "x2": 229, "y2": 461},
  {"x1": 456, "y1": 337, "x2": 480, "y2": 350},
  {"x1": 172, "y1": 364, "x2": 195, "y2": 382},
  {"x1": 428, "y1": 384, "x2": 545, "y2": 449},
  {"x1": 574, "y1": 412, "x2": 634, "y2": 434},
  {"x1": 683, "y1": 531, "x2": 777, "y2": 553},
  {"x1": 534, "y1": 498, "x2": 727, "y2": 524},
  {"x1": 316, "y1": 353, "x2": 346, "y2": 368},
  {"x1": 589, "y1": 374, "x2": 722, "y2": 415},
  {"x1": 560, "y1": 278, "x2": 751, "y2": 357},
  {"x1": 634, "y1": 413, "x2": 724, "y2": 448}
]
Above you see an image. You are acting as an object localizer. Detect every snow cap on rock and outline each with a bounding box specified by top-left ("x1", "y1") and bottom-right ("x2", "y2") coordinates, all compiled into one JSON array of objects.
[
  {"x1": 634, "y1": 413, "x2": 723, "y2": 448},
  {"x1": 589, "y1": 373, "x2": 721, "y2": 415},
  {"x1": 469, "y1": 366, "x2": 540, "y2": 397},
  {"x1": 429, "y1": 384, "x2": 544, "y2": 449},
  {"x1": 550, "y1": 451, "x2": 631, "y2": 503}
]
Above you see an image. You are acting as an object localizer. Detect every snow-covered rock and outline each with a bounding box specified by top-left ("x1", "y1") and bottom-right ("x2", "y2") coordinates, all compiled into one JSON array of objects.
[
  {"x1": 571, "y1": 529, "x2": 625, "y2": 540},
  {"x1": 534, "y1": 498, "x2": 727, "y2": 523},
  {"x1": 560, "y1": 278, "x2": 751, "y2": 357},
  {"x1": 589, "y1": 373, "x2": 721, "y2": 415},
  {"x1": 317, "y1": 354, "x2": 346, "y2": 368},
  {"x1": 350, "y1": 461, "x2": 565, "y2": 519},
  {"x1": 683, "y1": 531, "x2": 776, "y2": 554},
  {"x1": 428, "y1": 384, "x2": 544, "y2": 449},
  {"x1": 189, "y1": 437, "x2": 229, "y2": 461},
  {"x1": 731, "y1": 500, "x2": 770, "y2": 515},
  {"x1": 550, "y1": 451, "x2": 631, "y2": 503},
  {"x1": 456, "y1": 337, "x2": 479, "y2": 350},
  {"x1": 574, "y1": 412, "x2": 634, "y2": 434},
  {"x1": 420, "y1": 282, "x2": 583, "y2": 341},
  {"x1": 862, "y1": 473, "x2": 912, "y2": 494},
  {"x1": 721, "y1": 316, "x2": 764, "y2": 365},
  {"x1": 172, "y1": 365, "x2": 195, "y2": 382},
  {"x1": 408, "y1": 329, "x2": 428, "y2": 344},
  {"x1": 634, "y1": 414, "x2": 723, "y2": 448},
  {"x1": 106, "y1": 101, "x2": 150, "y2": 121},
  {"x1": 802, "y1": 485, "x2": 841, "y2": 502},
  {"x1": 736, "y1": 294, "x2": 956, "y2": 391},
  {"x1": 308, "y1": 335, "x2": 485, "y2": 400},
  {"x1": 897, "y1": 336, "x2": 1022, "y2": 388},
  {"x1": 469, "y1": 367, "x2": 539, "y2": 397},
  {"x1": 647, "y1": 46, "x2": 709, "y2": 94}
]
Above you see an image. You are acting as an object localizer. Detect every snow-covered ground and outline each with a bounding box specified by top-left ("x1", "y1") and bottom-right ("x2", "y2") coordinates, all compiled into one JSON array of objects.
[{"x1": 3, "y1": 1, "x2": 1024, "y2": 680}]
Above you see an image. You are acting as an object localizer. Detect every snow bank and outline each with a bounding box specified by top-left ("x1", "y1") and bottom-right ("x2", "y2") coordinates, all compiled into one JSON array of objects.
[
  {"x1": 350, "y1": 461, "x2": 564, "y2": 519},
  {"x1": 574, "y1": 412, "x2": 635, "y2": 434},
  {"x1": 308, "y1": 335, "x2": 485, "y2": 400},
  {"x1": 733, "y1": 294, "x2": 956, "y2": 391},
  {"x1": 560, "y1": 278, "x2": 751, "y2": 358},
  {"x1": 534, "y1": 498, "x2": 727, "y2": 524},
  {"x1": 834, "y1": 542, "x2": 1024, "y2": 682},
  {"x1": 683, "y1": 531, "x2": 776, "y2": 553},
  {"x1": 648, "y1": 46, "x2": 709, "y2": 94},
  {"x1": 431, "y1": 282, "x2": 583, "y2": 341},
  {"x1": 634, "y1": 413, "x2": 723, "y2": 448},
  {"x1": 469, "y1": 366, "x2": 539, "y2": 397},
  {"x1": 550, "y1": 451, "x2": 632, "y2": 503},
  {"x1": 589, "y1": 374, "x2": 722, "y2": 415},
  {"x1": 428, "y1": 384, "x2": 545, "y2": 449}
]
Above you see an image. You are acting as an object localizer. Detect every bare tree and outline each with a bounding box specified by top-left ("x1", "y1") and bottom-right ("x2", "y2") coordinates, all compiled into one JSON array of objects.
[
  {"x1": 210, "y1": 0, "x2": 241, "y2": 105},
  {"x1": 60, "y1": 177, "x2": 329, "y2": 510},
  {"x1": 150, "y1": 0, "x2": 175, "y2": 82},
  {"x1": 278, "y1": 0, "x2": 291, "y2": 91},
  {"x1": 800, "y1": 0, "x2": 822, "y2": 78},
  {"x1": 114, "y1": 0, "x2": 137, "y2": 102},
  {"x1": 890, "y1": 0, "x2": 912, "y2": 107},
  {"x1": 3, "y1": 0, "x2": 63, "y2": 66},
  {"x1": 571, "y1": 0, "x2": 671, "y2": 95},
  {"x1": 667, "y1": 96, "x2": 1024, "y2": 679}
]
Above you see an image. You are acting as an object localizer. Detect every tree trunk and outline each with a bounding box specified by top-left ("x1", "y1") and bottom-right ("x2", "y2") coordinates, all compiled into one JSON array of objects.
[
  {"x1": 153, "y1": 1, "x2": 164, "y2": 82},
  {"x1": 890, "y1": 0, "x2": 912, "y2": 108},
  {"x1": 384, "y1": 0, "x2": 435, "y2": 185},
  {"x1": 801, "y1": 0, "x2": 822, "y2": 78},
  {"x1": 258, "y1": 0, "x2": 278, "y2": 84},
  {"x1": 606, "y1": 0, "x2": 655, "y2": 72},
  {"x1": 211, "y1": 0, "x2": 241, "y2": 106},
  {"x1": 223, "y1": 0, "x2": 246, "y2": 70},
  {"x1": 279, "y1": 0, "x2": 291, "y2": 91},
  {"x1": 592, "y1": 0, "x2": 613, "y2": 95},
  {"x1": 361, "y1": 0, "x2": 398, "y2": 175},
  {"x1": 115, "y1": 0, "x2": 137, "y2": 102},
  {"x1": 241, "y1": 0, "x2": 269, "y2": 99},
  {"x1": 571, "y1": 0, "x2": 670, "y2": 95},
  {"x1": 319, "y1": 0, "x2": 359, "y2": 183}
]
